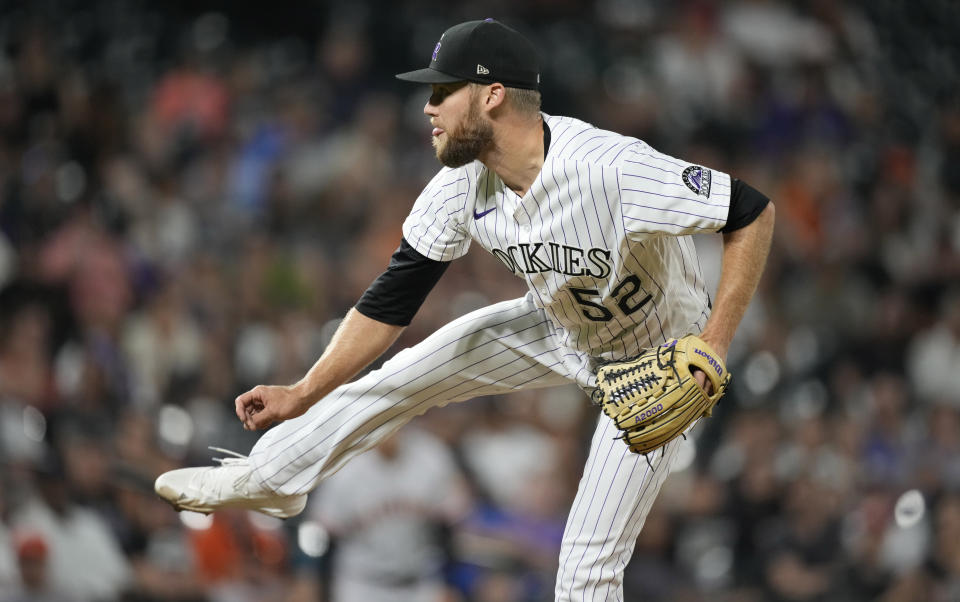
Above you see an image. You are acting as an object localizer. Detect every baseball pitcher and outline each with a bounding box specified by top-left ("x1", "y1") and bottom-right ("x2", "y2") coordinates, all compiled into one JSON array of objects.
[{"x1": 155, "y1": 18, "x2": 775, "y2": 601}]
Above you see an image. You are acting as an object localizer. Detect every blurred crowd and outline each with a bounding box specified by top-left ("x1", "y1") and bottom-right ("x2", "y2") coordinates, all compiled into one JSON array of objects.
[{"x1": 0, "y1": 0, "x2": 958, "y2": 600}]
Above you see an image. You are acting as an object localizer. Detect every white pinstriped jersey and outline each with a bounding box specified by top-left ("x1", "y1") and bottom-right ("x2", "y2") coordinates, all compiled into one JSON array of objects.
[{"x1": 403, "y1": 114, "x2": 731, "y2": 363}]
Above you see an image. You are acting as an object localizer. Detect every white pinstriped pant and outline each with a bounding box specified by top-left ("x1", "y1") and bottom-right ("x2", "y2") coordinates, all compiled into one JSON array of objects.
[{"x1": 248, "y1": 295, "x2": 683, "y2": 601}]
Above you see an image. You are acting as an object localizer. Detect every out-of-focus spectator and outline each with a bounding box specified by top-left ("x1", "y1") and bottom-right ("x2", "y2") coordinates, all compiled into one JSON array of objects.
[
  {"x1": 881, "y1": 493, "x2": 960, "y2": 602},
  {"x1": 460, "y1": 399, "x2": 562, "y2": 515},
  {"x1": 310, "y1": 427, "x2": 472, "y2": 602},
  {"x1": 761, "y1": 476, "x2": 843, "y2": 601},
  {"x1": 0, "y1": 532, "x2": 78, "y2": 602},
  {"x1": 622, "y1": 500, "x2": 698, "y2": 602},
  {"x1": 907, "y1": 291, "x2": 960, "y2": 405},
  {"x1": 652, "y1": 1, "x2": 745, "y2": 126},
  {"x1": 861, "y1": 375, "x2": 910, "y2": 486},
  {"x1": 908, "y1": 405, "x2": 960, "y2": 495},
  {"x1": 449, "y1": 395, "x2": 576, "y2": 601},
  {"x1": 184, "y1": 509, "x2": 294, "y2": 602},
  {"x1": 9, "y1": 456, "x2": 130, "y2": 601},
  {"x1": 722, "y1": 0, "x2": 835, "y2": 68},
  {"x1": 0, "y1": 299, "x2": 54, "y2": 409},
  {"x1": 122, "y1": 278, "x2": 204, "y2": 408}
]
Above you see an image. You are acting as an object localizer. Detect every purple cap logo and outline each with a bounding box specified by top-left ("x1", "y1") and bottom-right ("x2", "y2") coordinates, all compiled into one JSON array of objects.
[{"x1": 432, "y1": 41, "x2": 441, "y2": 62}]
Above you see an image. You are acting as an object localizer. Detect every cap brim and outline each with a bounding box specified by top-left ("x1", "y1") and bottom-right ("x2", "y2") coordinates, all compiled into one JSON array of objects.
[{"x1": 395, "y1": 68, "x2": 464, "y2": 84}]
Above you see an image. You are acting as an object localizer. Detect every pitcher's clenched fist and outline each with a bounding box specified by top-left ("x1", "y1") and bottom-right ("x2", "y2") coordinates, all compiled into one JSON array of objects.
[{"x1": 235, "y1": 385, "x2": 309, "y2": 430}]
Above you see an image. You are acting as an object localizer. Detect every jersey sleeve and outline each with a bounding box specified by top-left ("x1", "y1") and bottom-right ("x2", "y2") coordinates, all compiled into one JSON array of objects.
[
  {"x1": 354, "y1": 238, "x2": 450, "y2": 326},
  {"x1": 401, "y1": 167, "x2": 473, "y2": 261},
  {"x1": 618, "y1": 144, "x2": 732, "y2": 238}
]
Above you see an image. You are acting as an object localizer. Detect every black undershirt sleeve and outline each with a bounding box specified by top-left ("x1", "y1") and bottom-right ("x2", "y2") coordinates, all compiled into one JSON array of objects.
[
  {"x1": 354, "y1": 238, "x2": 451, "y2": 326},
  {"x1": 720, "y1": 178, "x2": 770, "y2": 233},
  {"x1": 357, "y1": 124, "x2": 548, "y2": 326}
]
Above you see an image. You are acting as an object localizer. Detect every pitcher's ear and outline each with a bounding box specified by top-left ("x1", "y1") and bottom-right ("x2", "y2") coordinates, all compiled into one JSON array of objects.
[{"x1": 482, "y1": 83, "x2": 506, "y2": 109}]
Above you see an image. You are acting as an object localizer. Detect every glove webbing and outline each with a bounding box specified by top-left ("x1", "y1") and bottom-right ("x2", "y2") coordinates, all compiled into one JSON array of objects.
[{"x1": 607, "y1": 374, "x2": 662, "y2": 405}]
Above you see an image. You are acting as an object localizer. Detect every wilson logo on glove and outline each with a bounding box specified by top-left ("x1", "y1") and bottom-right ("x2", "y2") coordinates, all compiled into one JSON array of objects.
[
  {"x1": 592, "y1": 334, "x2": 731, "y2": 457},
  {"x1": 693, "y1": 348, "x2": 723, "y2": 376}
]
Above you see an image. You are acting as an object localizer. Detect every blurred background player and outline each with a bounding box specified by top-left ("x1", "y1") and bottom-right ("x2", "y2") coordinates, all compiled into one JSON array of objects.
[{"x1": 310, "y1": 427, "x2": 471, "y2": 602}]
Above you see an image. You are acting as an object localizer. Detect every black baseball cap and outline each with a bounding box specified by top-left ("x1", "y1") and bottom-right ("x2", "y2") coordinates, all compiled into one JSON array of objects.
[{"x1": 396, "y1": 19, "x2": 540, "y2": 90}]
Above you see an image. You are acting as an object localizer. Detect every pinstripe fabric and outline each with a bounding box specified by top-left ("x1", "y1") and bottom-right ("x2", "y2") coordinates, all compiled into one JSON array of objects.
[
  {"x1": 249, "y1": 296, "x2": 576, "y2": 495},
  {"x1": 555, "y1": 416, "x2": 689, "y2": 602},
  {"x1": 403, "y1": 114, "x2": 730, "y2": 364},
  {"x1": 247, "y1": 114, "x2": 728, "y2": 600}
]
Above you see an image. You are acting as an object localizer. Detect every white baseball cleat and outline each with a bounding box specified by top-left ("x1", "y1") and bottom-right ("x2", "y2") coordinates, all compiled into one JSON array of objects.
[{"x1": 154, "y1": 448, "x2": 307, "y2": 519}]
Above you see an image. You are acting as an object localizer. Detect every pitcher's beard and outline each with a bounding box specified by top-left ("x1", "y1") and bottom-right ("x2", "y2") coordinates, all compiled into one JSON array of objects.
[{"x1": 434, "y1": 105, "x2": 493, "y2": 168}]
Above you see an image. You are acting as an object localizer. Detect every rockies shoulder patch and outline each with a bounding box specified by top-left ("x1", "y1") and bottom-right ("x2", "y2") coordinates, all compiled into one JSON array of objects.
[{"x1": 682, "y1": 165, "x2": 712, "y2": 198}]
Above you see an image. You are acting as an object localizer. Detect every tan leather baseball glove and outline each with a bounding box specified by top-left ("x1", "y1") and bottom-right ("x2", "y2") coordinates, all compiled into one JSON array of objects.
[{"x1": 593, "y1": 334, "x2": 731, "y2": 456}]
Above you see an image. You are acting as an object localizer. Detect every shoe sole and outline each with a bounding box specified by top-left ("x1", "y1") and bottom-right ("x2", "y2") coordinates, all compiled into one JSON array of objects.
[{"x1": 155, "y1": 483, "x2": 307, "y2": 519}]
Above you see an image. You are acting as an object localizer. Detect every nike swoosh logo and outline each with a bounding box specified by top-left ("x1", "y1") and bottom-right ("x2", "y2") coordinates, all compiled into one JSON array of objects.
[{"x1": 473, "y1": 207, "x2": 495, "y2": 219}]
